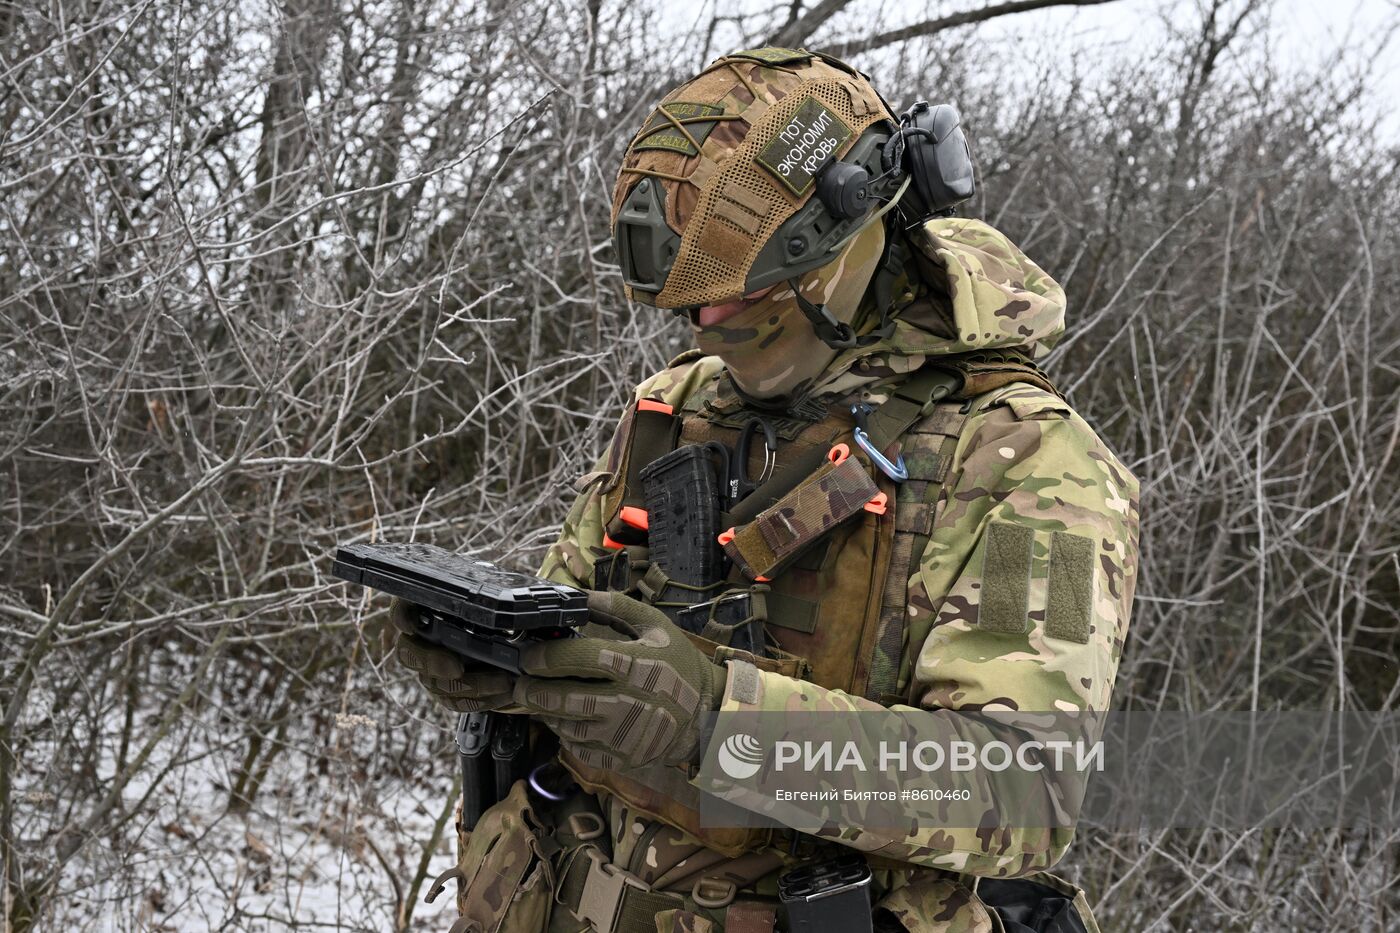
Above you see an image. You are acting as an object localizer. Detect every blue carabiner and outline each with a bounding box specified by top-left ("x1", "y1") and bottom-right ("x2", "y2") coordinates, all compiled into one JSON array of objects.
[{"x1": 852, "y1": 424, "x2": 909, "y2": 482}]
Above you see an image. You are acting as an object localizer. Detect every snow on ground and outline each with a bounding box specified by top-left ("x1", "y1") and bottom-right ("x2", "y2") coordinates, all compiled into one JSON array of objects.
[{"x1": 18, "y1": 681, "x2": 464, "y2": 932}]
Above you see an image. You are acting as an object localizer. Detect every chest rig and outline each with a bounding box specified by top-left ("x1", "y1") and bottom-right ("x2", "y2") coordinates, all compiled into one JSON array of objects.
[{"x1": 563, "y1": 351, "x2": 1055, "y2": 856}]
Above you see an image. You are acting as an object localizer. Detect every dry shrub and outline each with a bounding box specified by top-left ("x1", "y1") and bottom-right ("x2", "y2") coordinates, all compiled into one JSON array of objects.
[{"x1": 1, "y1": 0, "x2": 1395, "y2": 928}]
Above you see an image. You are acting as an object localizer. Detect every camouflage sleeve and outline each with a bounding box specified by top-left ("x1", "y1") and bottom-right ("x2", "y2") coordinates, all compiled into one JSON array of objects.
[
  {"x1": 536, "y1": 353, "x2": 728, "y2": 586},
  {"x1": 536, "y1": 462, "x2": 610, "y2": 587},
  {"x1": 906, "y1": 385, "x2": 1138, "y2": 716},
  {"x1": 699, "y1": 385, "x2": 1140, "y2": 876}
]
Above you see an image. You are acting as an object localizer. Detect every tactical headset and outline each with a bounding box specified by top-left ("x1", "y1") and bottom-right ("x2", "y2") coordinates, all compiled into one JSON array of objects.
[
  {"x1": 786, "y1": 98, "x2": 977, "y2": 284},
  {"x1": 826, "y1": 100, "x2": 975, "y2": 227},
  {"x1": 781, "y1": 99, "x2": 976, "y2": 347}
]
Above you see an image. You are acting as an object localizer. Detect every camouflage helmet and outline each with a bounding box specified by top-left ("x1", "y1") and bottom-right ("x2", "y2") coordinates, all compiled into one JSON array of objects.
[{"x1": 610, "y1": 48, "x2": 907, "y2": 310}]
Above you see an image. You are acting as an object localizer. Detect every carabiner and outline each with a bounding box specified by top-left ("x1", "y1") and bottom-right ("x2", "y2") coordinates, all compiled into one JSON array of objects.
[
  {"x1": 730, "y1": 417, "x2": 778, "y2": 504},
  {"x1": 850, "y1": 402, "x2": 908, "y2": 482}
]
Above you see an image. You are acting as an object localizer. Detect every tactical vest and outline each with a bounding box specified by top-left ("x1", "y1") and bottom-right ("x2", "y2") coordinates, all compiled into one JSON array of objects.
[{"x1": 559, "y1": 350, "x2": 1057, "y2": 858}]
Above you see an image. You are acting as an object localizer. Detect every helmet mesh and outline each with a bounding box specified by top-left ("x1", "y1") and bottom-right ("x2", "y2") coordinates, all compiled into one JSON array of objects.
[{"x1": 655, "y1": 78, "x2": 884, "y2": 308}]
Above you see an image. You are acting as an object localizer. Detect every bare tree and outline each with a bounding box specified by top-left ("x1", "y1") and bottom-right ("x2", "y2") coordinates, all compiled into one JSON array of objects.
[{"x1": 0, "y1": 0, "x2": 1395, "y2": 929}]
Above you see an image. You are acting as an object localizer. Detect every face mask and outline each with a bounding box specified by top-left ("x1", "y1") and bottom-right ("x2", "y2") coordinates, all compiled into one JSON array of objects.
[{"x1": 692, "y1": 221, "x2": 887, "y2": 400}]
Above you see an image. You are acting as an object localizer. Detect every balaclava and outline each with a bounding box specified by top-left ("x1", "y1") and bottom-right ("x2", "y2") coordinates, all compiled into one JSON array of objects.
[{"x1": 692, "y1": 220, "x2": 886, "y2": 400}]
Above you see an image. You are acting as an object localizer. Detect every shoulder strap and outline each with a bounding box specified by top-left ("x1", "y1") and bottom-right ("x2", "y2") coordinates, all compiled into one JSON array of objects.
[
  {"x1": 940, "y1": 349, "x2": 1059, "y2": 399},
  {"x1": 698, "y1": 372, "x2": 831, "y2": 438},
  {"x1": 864, "y1": 351, "x2": 1058, "y2": 455},
  {"x1": 863, "y1": 365, "x2": 964, "y2": 453},
  {"x1": 872, "y1": 229, "x2": 912, "y2": 321},
  {"x1": 859, "y1": 358, "x2": 1055, "y2": 702},
  {"x1": 862, "y1": 399, "x2": 967, "y2": 702}
]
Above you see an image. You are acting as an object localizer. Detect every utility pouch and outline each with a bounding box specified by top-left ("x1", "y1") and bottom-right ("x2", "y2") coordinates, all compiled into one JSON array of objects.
[
  {"x1": 871, "y1": 870, "x2": 1098, "y2": 933},
  {"x1": 603, "y1": 399, "x2": 681, "y2": 546},
  {"x1": 977, "y1": 874, "x2": 1094, "y2": 933},
  {"x1": 722, "y1": 457, "x2": 882, "y2": 581},
  {"x1": 429, "y1": 779, "x2": 555, "y2": 933},
  {"x1": 872, "y1": 873, "x2": 996, "y2": 933}
]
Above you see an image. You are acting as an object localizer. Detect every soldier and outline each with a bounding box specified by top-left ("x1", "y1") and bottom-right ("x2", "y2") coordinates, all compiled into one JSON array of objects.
[{"x1": 396, "y1": 48, "x2": 1139, "y2": 933}]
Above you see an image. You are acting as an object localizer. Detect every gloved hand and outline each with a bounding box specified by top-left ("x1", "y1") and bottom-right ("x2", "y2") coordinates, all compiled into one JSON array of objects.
[
  {"x1": 512, "y1": 590, "x2": 728, "y2": 771},
  {"x1": 390, "y1": 598, "x2": 516, "y2": 713}
]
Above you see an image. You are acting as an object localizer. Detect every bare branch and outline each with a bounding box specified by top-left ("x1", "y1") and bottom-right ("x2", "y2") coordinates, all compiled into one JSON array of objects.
[{"x1": 830, "y1": 0, "x2": 1120, "y2": 57}]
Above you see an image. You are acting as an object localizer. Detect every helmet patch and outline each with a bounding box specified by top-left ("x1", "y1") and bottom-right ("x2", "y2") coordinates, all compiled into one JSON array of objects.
[
  {"x1": 756, "y1": 97, "x2": 852, "y2": 196},
  {"x1": 724, "y1": 47, "x2": 813, "y2": 65},
  {"x1": 632, "y1": 102, "x2": 727, "y2": 156}
]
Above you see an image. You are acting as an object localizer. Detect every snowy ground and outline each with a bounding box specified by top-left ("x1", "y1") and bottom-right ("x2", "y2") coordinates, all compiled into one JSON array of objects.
[{"x1": 17, "y1": 683, "x2": 464, "y2": 932}]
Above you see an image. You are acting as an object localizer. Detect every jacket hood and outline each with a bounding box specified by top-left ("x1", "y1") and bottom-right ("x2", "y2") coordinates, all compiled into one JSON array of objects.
[{"x1": 809, "y1": 217, "x2": 1067, "y2": 399}]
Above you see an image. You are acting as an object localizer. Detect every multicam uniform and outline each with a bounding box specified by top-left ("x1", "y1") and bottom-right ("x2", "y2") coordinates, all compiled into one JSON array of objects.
[
  {"x1": 430, "y1": 47, "x2": 1138, "y2": 933},
  {"x1": 494, "y1": 218, "x2": 1138, "y2": 932}
]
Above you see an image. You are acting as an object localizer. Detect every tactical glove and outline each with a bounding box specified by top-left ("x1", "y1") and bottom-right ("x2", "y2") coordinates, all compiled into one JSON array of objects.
[
  {"x1": 390, "y1": 598, "x2": 516, "y2": 713},
  {"x1": 511, "y1": 590, "x2": 728, "y2": 771}
]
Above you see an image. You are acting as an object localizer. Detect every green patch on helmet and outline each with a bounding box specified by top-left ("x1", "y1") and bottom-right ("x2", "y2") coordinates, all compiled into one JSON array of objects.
[
  {"x1": 630, "y1": 101, "x2": 728, "y2": 154},
  {"x1": 757, "y1": 97, "x2": 851, "y2": 195},
  {"x1": 632, "y1": 102, "x2": 727, "y2": 156},
  {"x1": 725, "y1": 47, "x2": 812, "y2": 65}
]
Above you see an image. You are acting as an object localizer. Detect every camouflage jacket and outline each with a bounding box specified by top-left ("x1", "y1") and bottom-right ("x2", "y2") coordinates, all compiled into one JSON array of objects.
[{"x1": 537, "y1": 217, "x2": 1140, "y2": 881}]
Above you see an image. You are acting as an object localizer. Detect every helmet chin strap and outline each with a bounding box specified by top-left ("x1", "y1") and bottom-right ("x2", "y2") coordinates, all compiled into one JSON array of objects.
[
  {"x1": 788, "y1": 279, "x2": 862, "y2": 348},
  {"x1": 787, "y1": 256, "x2": 898, "y2": 351},
  {"x1": 786, "y1": 177, "x2": 910, "y2": 350}
]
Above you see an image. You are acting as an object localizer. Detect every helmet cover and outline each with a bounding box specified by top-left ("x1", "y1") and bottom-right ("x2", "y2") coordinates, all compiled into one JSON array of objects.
[{"x1": 610, "y1": 48, "x2": 898, "y2": 309}]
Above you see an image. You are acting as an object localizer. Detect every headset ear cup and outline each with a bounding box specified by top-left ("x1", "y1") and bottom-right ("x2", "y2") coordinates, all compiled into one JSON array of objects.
[
  {"x1": 896, "y1": 101, "x2": 975, "y2": 218},
  {"x1": 927, "y1": 104, "x2": 975, "y2": 207},
  {"x1": 815, "y1": 161, "x2": 872, "y2": 220}
]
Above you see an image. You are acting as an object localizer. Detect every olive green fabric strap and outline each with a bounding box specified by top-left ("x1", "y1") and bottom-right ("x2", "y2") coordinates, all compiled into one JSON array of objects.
[
  {"x1": 857, "y1": 373, "x2": 970, "y2": 702},
  {"x1": 763, "y1": 590, "x2": 819, "y2": 633},
  {"x1": 863, "y1": 355, "x2": 1059, "y2": 454},
  {"x1": 863, "y1": 366, "x2": 964, "y2": 452},
  {"x1": 635, "y1": 562, "x2": 726, "y2": 607},
  {"x1": 558, "y1": 844, "x2": 687, "y2": 933}
]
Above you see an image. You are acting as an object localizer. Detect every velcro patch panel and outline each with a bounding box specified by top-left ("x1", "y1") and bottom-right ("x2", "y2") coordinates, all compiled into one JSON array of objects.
[
  {"x1": 724, "y1": 47, "x2": 813, "y2": 65},
  {"x1": 1046, "y1": 531, "x2": 1094, "y2": 644},
  {"x1": 979, "y1": 521, "x2": 1033, "y2": 634}
]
